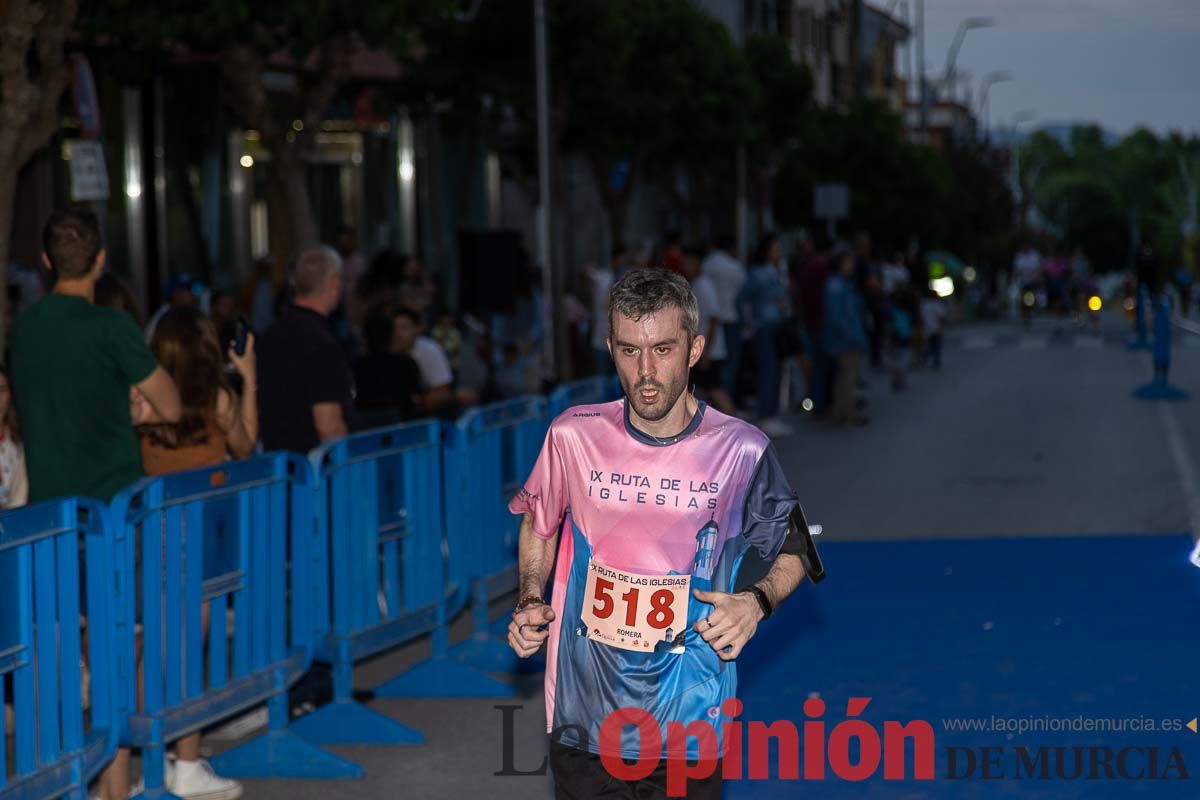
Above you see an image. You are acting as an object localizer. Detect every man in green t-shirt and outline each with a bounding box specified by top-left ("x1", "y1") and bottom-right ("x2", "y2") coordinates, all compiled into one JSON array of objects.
[{"x1": 10, "y1": 209, "x2": 181, "y2": 504}]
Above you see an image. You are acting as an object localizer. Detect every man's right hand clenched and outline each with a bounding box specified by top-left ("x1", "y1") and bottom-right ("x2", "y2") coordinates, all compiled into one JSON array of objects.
[{"x1": 507, "y1": 603, "x2": 555, "y2": 658}]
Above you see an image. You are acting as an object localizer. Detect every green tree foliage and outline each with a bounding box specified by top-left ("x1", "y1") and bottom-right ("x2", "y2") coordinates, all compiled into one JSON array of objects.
[
  {"x1": 1022, "y1": 124, "x2": 1200, "y2": 271},
  {"x1": 559, "y1": 0, "x2": 753, "y2": 241},
  {"x1": 773, "y1": 99, "x2": 968, "y2": 251},
  {"x1": 401, "y1": 0, "x2": 755, "y2": 242},
  {"x1": 745, "y1": 34, "x2": 812, "y2": 166}
]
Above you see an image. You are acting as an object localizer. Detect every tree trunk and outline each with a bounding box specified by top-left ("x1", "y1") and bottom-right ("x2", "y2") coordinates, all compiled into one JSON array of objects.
[
  {"x1": 220, "y1": 39, "x2": 349, "y2": 264},
  {"x1": 0, "y1": 164, "x2": 19, "y2": 347},
  {"x1": 0, "y1": 0, "x2": 76, "y2": 352},
  {"x1": 272, "y1": 147, "x2": 319, "y2": 251}
]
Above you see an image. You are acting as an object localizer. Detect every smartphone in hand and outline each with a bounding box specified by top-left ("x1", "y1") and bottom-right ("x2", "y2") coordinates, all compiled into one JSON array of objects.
[{"x1": 232, "y1": 315, "x2": 250, "y2": 356}]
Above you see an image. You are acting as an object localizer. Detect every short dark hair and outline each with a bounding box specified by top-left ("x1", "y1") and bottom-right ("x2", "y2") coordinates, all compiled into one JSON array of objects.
[
  {"x1": 608, "y1": 268, "x2": 699, "y2": 340},
  {"x1": 713, "y1": 232, "x2": 736, "y2": 253},
  {"x1": 43, "y1": 209, "x2": 103, "y2": 279}
]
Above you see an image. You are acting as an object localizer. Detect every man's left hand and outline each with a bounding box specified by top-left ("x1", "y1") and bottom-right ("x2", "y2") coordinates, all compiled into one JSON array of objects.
[{"x1": 691, "y1": 588, "x2": 763, "y2": 661}]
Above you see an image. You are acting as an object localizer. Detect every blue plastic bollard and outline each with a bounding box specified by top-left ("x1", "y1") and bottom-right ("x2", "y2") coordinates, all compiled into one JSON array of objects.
[
  {"x1": 1128, "y1": 286, "x2": 1151, "y2": 350},
  {"x1": 1133, "y1": 294, "x2": 1189, "y2": 401}
]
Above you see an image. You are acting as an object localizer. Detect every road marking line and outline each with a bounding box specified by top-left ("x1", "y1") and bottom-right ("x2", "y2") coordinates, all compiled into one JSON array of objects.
[
  {"x1": 1172, "y1": 315, "x2": 1200, "y2": 336},
  {"x1": 1159, "y1": 404, "x2": 1200, "y2": 548},
  {"x1": 962, "y1": 335, "x2": 995, "y2": 350}
]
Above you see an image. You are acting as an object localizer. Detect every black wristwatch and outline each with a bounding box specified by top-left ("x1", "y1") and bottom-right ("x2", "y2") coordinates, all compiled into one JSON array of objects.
[{"x1": 746, "y1": 585, "x2": 773, "y2": 620}]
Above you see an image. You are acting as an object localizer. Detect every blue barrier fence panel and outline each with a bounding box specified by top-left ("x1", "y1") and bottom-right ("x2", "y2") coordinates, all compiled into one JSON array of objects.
[
  {"x1": 294, "y1": 419, "x2": 505, "y2": 742},
  {"x1": 109, "y1": 454, "x2": 360, "y2": 784},
  {"x1": 444, "y1": 397, "x2": 549, "y2": 670},
  {"x1": 0, "y1": 498, "x2": 117, "y2": 800}
]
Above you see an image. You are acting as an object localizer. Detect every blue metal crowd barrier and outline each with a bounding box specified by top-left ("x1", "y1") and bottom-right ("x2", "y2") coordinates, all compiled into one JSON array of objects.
[
  {"x1": 0, "y1": 499, "x2": 117, "y2": 800},
  {"x1": 107, "y1": 454, "x2": 360, "y2": 787},
  {"x1": 443, "y1": 396, "x2": 550, "y2": 670},
  {"x1": 546, "y1": 375, "x2": 622, "y2": 418},
  {"x1": 2, "y1": 383, "x2": 627, "y2": 793},
  {"x1": 290, "y1": 421, "x2": 512, "y2": 748}
]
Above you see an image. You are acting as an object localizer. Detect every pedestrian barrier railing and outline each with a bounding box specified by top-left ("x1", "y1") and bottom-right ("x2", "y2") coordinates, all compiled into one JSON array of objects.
[
  {"x1": 547, "y1": 375, "x2": 622, "y2": 418},
  {"x1": 444, "y1": 396, "x2": 549, "y2": 669},
  {"x1": 290, "y1": 420, "x2": 514, "y2": 748},
  {"x1": 0, "y1": 499, "x2": 117, "y2": 800},
  {"x1": 108, "y1": 454, "x2": 360, "y2": 785},
  {"x1": 3, "y1": 382, "x2": 622, "y2": 792},
  {"x1": 1133, "y1": 292, "x2": 1189, "y2": 401}
]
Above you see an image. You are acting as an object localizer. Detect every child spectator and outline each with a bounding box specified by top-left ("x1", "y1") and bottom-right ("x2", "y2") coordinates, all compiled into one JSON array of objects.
[{"x1": 0, "y1": 365, "x2": 28, "y2": 509}]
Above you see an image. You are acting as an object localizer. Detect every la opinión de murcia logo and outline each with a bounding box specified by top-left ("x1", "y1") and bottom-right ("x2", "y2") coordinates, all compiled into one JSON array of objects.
[{"x1": 494, "y1": 700, "x2": 1192, "y2": 797}]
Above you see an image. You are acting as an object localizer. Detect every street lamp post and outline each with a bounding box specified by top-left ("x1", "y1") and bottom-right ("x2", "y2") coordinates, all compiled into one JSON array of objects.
[
  {"x1": 1009, "y1": 109, "x2": 1036, "y2": 228},
  {"x1": 941, "y1": 17, "x2": 995, "y2": 107},
  {"x1": 978, "y1": 70, "x2": 1013, "y2": 140},
  {"x1": 533, "y1": 0, "x2": 564, "y2": 379},
  {"x1": 917, "y1": 0, "x2": 926, "y2": 138}
]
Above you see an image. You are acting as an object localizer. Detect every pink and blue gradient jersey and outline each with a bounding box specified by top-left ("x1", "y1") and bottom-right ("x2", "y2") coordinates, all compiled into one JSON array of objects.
[{"x1": 508, "y1": 398, "x2": 798, "y2": 759}]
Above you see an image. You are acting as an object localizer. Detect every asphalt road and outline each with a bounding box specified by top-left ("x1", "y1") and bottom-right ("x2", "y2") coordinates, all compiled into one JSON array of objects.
[
  {"x1": 214, "y1": 309, "x2": 1199, "y2": 800},
  {"x1": 779, "y1": 311, "x2": 1192, "y2": 540}
]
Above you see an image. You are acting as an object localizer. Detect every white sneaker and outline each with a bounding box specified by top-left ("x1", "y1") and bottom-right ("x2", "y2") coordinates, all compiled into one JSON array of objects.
[
  {"x1": 167, "y1": 759, "x2": 243, "y2": 800},
  {"x1": 760, "y1": 418, "x2": 795, "y2": 438}
]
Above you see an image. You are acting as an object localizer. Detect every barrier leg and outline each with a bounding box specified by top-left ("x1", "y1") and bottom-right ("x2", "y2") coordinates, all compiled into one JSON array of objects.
[
  {"x1": 210, "y1": 670, "x2": 367, "y2": 777},
  {"x1": 373, "y1": 600, "x2": 515, "y2": 698},
  {"x1": 288, "y1": 641, "x2": 426, "y2": 746},
  {"x1": 449, "y1": 578, "x2": 544, "y2": 673},
  {"x1": 1133, "y1": 296, "x2": 1190, "y2": 401},
  {"x1": 132, "y1": 731, "x2": 181, "y2": 800}
]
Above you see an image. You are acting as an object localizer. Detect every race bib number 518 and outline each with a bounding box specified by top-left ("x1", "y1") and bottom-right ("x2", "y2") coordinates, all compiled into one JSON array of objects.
[{"x1": 581, "y1": 560, "x2": 690, "y2": 653}]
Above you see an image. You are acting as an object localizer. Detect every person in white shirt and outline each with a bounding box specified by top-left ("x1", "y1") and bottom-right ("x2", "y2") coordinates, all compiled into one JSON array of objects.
[
  {"x1": 920, "y1": 290, "x2": 948, "y2": 370},
  {"x1": 881, "y1": 251, "x2": 910, "y2": 296},
  {"x1": 683, "y1": 248, "x2": 735, "y2": 414},
  {"x1": 700, "y1": 233, "x2": 746, "y2": 404}
]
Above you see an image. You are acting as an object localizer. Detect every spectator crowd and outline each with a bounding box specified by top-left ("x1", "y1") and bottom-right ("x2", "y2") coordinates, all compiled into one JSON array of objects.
[{"x1": 0, "y1": 208, "x2": 952, "y2": 800}]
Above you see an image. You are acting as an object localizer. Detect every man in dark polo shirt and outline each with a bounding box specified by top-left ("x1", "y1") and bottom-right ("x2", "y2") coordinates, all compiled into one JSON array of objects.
[
  {"x1": 11, "y1": 209, "x2": 182, "y2": 503},
  {"x1": 258, "y1": 244, "x2": 353, "y2": 453}
]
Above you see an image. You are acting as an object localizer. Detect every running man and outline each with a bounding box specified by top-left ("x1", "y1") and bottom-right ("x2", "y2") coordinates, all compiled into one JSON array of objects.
[{"x1": 507, "y1": 268, "x2": 823, "y2": 798}]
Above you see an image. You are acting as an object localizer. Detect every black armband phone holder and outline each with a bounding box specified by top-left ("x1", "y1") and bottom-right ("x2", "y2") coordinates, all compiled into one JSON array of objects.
[{"x1": 780, "y1": 504, "x2": 826, "y2": 584}]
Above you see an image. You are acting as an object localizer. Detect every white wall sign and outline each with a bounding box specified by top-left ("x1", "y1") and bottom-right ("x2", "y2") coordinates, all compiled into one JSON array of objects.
[{"x1": 68, "y1": 139, "x2": 110, "y2": 201}]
